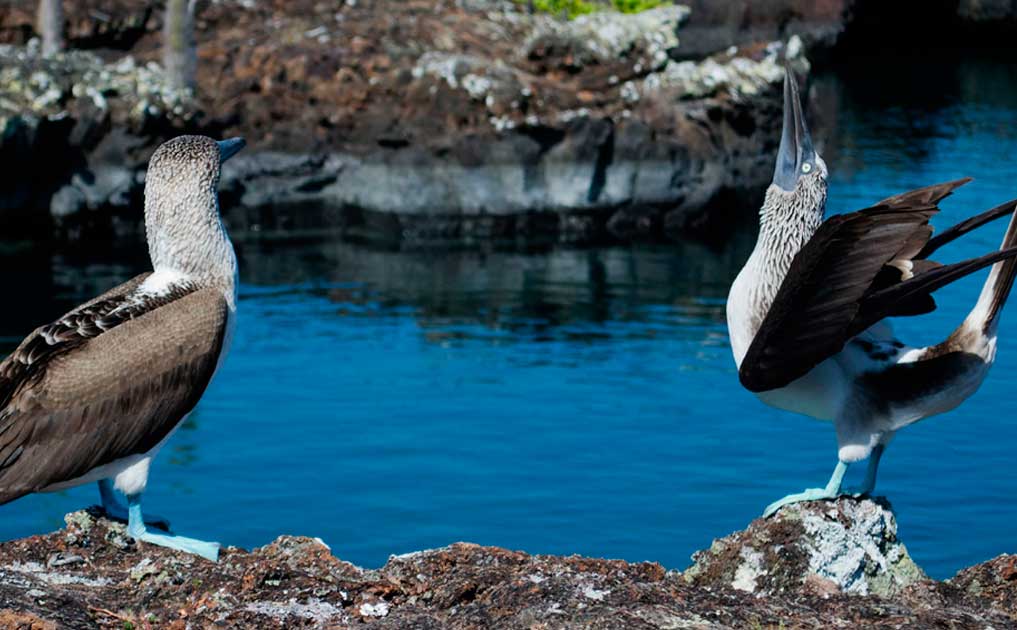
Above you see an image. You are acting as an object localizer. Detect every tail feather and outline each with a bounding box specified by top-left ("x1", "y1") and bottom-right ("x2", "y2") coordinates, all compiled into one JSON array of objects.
[{"x1": 974, "y1": 204, "x2": 1017, "y2": 334}]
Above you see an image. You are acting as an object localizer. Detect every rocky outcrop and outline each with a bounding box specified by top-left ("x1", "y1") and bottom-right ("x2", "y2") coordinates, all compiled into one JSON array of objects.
[
  {"x1": 6, "y1": 0, "x2": 1017, "y2": 245},
  {"x1": 0, "y1": 498, "x2": 1014, "y2": 628},
  {"x1": 0, "y1": 0, "x2": 803, "y2": 245},
  {"x1": 673, "y1": 0, "x2": 853, "y2": 59},
  {"x1": 686, "y1": 497, "x2": 926, "y2": 598}
]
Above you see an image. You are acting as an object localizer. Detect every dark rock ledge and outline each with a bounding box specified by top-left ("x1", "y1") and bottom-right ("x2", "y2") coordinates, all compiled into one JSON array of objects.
[
  {"x1": 0, "y1": 0, "x2": 805, "y2": 246},
  {"x1": 1, "y1": 498, "x2": 1015, "y2": 629}
]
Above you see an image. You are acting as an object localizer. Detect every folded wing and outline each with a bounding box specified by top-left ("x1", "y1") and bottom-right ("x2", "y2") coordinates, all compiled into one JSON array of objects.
[{"x1": 0, "y1": 276, "x2": 228, "y2": 503}]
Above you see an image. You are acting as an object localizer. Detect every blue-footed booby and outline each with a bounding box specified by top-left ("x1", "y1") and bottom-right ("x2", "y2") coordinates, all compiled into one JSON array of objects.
[
  {"x1": 0, "y1": 135, "x2": 245, "y2": 560},
  {"x1": 727, "y1": 70, "x2": 1017, "y2": 517}
]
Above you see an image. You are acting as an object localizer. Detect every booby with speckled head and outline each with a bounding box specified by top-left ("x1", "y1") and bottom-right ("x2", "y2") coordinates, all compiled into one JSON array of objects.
[
  {"x1": 727, "y1": 70, "x2": 1017, "y2": 517},
  {"x1": 0, "y1": 135, "x2": 245, "y2": 560}
]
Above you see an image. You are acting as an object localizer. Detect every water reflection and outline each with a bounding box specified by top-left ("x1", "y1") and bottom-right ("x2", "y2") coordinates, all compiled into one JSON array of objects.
[
  {"x1": 238, "y1": 232, "x2": 754, "y2": 341},
  {"x1": 812, "y1": 50, "x2": 1017, "y2": 189}
]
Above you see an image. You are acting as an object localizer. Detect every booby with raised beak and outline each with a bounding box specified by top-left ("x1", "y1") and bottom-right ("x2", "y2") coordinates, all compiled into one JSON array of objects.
[
  {"x1": 0, "y1": 135, "x2": 245, "y2": 560},
  {"x1": 727, "y1": 70, "x2": 1017, "y2": 517}
]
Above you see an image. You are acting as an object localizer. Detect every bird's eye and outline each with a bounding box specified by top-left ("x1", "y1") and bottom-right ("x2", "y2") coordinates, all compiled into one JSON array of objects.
[{"x1": 801, "y1": 163, "x2": 812, "y2": 174}]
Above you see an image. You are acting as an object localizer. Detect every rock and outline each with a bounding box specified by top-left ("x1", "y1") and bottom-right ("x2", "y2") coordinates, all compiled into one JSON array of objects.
[
  {"x1": 639, "y1": 38, "x2": 808, "y2": 101},
  {"x1": 674, "y1": 0, "x2": 853, "y2": 58},
  {"x1": 523, "y1": 5, "x2": 691, "y2": 71},
  {"x1": 687, "y1": 497, "x2": 926, "y2": 597},
  {"x1": 957, "y1": 0, "x2": 1017, "y2": 22},
  {"x1": 50, "y1": 165, "x2": 138, "y2": 218},
  {"x1": 0, "y1": 0, "x2": 797, "y2": 245},
  {"x1": 946, "y1": 553, "x2": 1017, "y2": 619},
  {"x1": 0, "y1": 505, "x2": 1013, "y2": 628},
  {"x1": 0, "y1": 44, "x2": 195, "y2": 123}
]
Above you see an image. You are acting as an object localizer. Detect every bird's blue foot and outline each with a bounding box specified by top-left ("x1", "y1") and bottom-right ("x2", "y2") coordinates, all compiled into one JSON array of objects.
[
  {"x1": 763, "y1": 486, "x2": 841, "y2": 517},
  {"x1": 97, "y1": 480, "x2": 170, "y2": 531},
  {"x1": 763, "y1": 460, "x2": 849, "y2": 518},
  {"x1": 126, "y1": 494, "x2": 219, "y2": 562}
]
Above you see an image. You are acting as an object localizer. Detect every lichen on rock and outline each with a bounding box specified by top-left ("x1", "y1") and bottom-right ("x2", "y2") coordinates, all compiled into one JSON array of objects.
[
  {"x1": 523, "y1": 4, "x2": 691, "y2": 70},
  {"x1": 0, "y1": 504, "x2": 1013, "y2": 628},
  {"x1": 639, "y1": 36, "x2": 809, "y2": 102},
  {"x1": 0, "y1": 42, "x2": 195, "y2": 124},
  {"x1": 686, "y1": 497, "x2": 927, "y2": 598}
]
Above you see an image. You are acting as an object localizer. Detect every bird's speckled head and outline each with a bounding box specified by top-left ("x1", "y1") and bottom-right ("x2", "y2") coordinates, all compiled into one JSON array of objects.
[
  {"x1": 144, "y1": 135, "x2": 245, "y2": 287},
  {"x1": 760, "y1": 70, "x2": 827, "y2": 242}
]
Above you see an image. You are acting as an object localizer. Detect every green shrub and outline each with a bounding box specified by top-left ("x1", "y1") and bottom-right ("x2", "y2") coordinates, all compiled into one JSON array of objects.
[
  {"x1": 611, "y1": 0, "x2": 669, "y2": 13},
  {"x1": 524, "y1": 0, "x2": 668, "y2": 19},
  {"x1": 532, "y1": 0, "x2": 598, "y2": 19}
]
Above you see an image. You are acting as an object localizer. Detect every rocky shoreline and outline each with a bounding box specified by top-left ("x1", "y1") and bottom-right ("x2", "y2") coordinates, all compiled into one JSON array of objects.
[
  {"x1": 1, "y1": 497, "x2": 1014, "y2": 628},
  {"x1": 2, "y1": 0, "x2": 803, "y2": 246},
  {"x1": 5, "y1": 1, "x2": 1017, "y2": 246}
]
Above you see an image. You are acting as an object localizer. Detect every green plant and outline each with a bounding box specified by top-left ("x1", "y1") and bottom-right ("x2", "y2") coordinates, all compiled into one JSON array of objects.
[
  {"x1": 610, "y1": 0, "x2": 668, "y2": 13},
  {"x1": 532, "y1": 0, "x2": 597, "y2": 19},
  {"x1": 522, "y1": 0, "x2": 669, "y2": 19}
]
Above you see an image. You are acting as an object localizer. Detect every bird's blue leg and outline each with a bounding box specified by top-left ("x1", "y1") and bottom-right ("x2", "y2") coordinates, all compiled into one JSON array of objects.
[
  {"x1": 845, "y1": 444, "x2": 884, "y2": 497},
  {"x1": 96, "y1": 480, "x2": 170, "y2": 530},
  {"x1": 763, "y1": 460, "x2": 848, "y2": 517},
  {"x1": 126, "y1": 494, "x2": 219, "y2": 562}
]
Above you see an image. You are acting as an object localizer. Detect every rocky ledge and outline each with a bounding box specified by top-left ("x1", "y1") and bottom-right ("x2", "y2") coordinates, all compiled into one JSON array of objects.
[
  {"x1": 2, "y1": 498, "x2": 1015, "y2": 629},
  {"x1": 0, "y1": 0, "x2": 804, "y2": 245}
]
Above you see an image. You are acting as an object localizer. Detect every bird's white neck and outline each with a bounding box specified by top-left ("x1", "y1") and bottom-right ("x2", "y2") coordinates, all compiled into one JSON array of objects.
[
  {"x1": 144, "y1": 186, "x2": 238, "y2": 309},
  {"x1": 726, "y1": 182, "x2": 827, "y2": 365}
]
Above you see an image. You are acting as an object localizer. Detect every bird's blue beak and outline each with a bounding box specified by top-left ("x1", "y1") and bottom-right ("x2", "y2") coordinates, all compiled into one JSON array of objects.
[
  {"x1": 772, "y1": 70, "x2": 816, "y2": 192},
  {"x1": 217, "y1": 137, "x2": 246, "y2": 163}
]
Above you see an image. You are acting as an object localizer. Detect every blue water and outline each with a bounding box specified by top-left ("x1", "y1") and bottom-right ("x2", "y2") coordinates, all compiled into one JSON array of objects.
[{"x1": 3, "y1": 57, "x2": 1017, "y2": 579}]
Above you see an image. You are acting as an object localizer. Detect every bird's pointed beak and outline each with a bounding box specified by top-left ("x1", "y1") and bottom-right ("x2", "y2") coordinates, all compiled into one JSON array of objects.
[
  {"x1": 217, "y1": 137, "x2": 246, "y2": 163},
  {"x1": 772, "y1": 70, "x2": 815, "y2": 192}
]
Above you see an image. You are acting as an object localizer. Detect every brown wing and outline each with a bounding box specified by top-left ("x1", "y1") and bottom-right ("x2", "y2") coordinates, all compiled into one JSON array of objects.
[
  {"x1": 0, "y1": 280, "x2": 227, "y2": 503},
  {"x1": 738, "y1": 179, "x2": 970, "y2": 393},
  {"x1": 0, "y1": 273, "x2": 151, "y2": 411}
]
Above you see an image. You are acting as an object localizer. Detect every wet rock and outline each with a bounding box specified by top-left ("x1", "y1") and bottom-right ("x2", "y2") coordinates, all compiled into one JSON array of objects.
[{"x1": 686, "y1": 497, "x2": 926, "y2": 597}]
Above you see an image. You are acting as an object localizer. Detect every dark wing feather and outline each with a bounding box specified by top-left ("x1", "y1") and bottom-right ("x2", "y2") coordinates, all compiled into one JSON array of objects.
[
  {"x1": 873, "y1": 177, "x2": 971, "y2": 208},
  {"x1": 738, "y1": 179, "x2": 971, "y2": 393},
  {"x1": 0, "y1": 277, "x2": 227, "y2": 503},
  {"x1": 918, "y1": 198, "x2": 1017, "y2": 259},
  {"x1": 851, "y1": 245, "x2": 1017, "y2": 336}
]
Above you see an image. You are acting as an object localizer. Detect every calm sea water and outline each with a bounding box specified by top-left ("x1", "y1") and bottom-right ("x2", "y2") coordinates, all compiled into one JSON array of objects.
[{"x1": 3, "y1": 55, "x2": 1017, "y2": 579}]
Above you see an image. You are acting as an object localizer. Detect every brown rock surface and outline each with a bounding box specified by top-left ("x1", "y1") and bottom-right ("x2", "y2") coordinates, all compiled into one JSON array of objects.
[
  {"x1": 0, "y1": 499, "x2": 1014, "y2": 628},
  {"x1": 0, "y1": 0, "x2": 797, "y2": 245}
]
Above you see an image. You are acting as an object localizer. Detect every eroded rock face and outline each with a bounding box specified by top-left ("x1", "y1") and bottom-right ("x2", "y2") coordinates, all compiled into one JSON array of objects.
[
  {"x1": 0, "y1": 501, "x2": 1014, "y2": 628},
  {"x1": 0, "y1": 0, "x2": 799, "y2": 245},
  {"x1": 675, "y1": 0, "x2": 853, "y2": 58},
  {"x1": 686, "y1": 497, "x2": 926, "y2": 597}
]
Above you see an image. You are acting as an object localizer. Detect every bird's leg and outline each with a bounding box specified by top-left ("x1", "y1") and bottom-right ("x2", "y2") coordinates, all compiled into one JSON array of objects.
[
  {"x1": 126, "y1": 494, "x2": 219, "y2": 562},
  {"x1": 762, "y1": 460, "x2": 848, "y2": 517},
  {"x1": 96, "y1": 480, "x2": 171, "y2": 531},
  {"x1": 844, "y1": 444, "x2": 885, "y2": 497}
]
